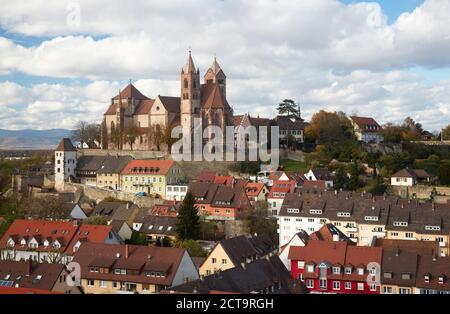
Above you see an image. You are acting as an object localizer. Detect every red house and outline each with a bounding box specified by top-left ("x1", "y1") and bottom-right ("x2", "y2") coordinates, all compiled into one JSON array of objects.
[{"x1": 288, "y1": 241, "x2": 382, "y2": 294}]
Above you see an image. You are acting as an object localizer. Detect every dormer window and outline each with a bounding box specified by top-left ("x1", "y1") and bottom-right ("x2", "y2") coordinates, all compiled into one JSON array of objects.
[
  {"x1": 332, "y1": 266, "x2": 341, "y2": 274},
  {"x1": 384, "y1": 272, "x2": 393, "y2": 279},
  {"x1": 424, "y1": 274, "x2": 430, "y2": 283},
  {"x1": 287, "y1": 208, "x2": 299, "y2": 214},
  {"x1": 425, "y1": 225, "x2": 441, "y2": 231},
  {"x1": 345, "y1": 267, "x2": 352, "y2": 274},
  {"x1": 310, "y1": 209, "x2": 323, "y2": 215},
  {"x1": 20, "y1": 239, "x2": 27, "y2": 246},
  {"x1": 306, "y1": 265, "x2": 315, "y2": 273},
  {"x1": 357, "y1": 267, "x2": 364, "y2": 275},
  {"x1": 7, "y1": 239, "x2": 15, "y2": 247},
  {"x1": 402, "y1": 273, "x2": 411, "y2": 280},
  {"x1": 439, "y1": 275, "x2": 446, "y2": 284},
  {"x1": 43, "y1": 240, "x2": 49, "y2": 247},
  {"x1": 364, "y1": 216, "x2": 379, "y2": 222},
  {"x1": 337, "y1": 212, "x2": 351, "y2": 218},
  {"x1": 393, "y1": 221, "x2": 408, "y2": 227}
]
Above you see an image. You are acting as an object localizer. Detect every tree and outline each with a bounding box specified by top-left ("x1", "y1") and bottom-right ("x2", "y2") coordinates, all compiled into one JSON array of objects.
[
  {"x1": 334, "y1": 165, "x2": 348, "y2": 190},
  {"x1": 347, "y1": 161, "x2": 362, "y2": 191},
  {"x1": 243, "y1": 201, "x2": 278, "y2": 242},
  {"x1": 127, "y1": 231, "x2": 149, "y2": 246},
  {"x1": 175, "y1": 192, "x2": 201, "y2": 241},
  {"x1": 382, "y1": 123, "x2": 403, "y2": 143},
  {"x1": 437, "y1": 161, "x2": 450, "y2": 186},
  {"x1": 123, "y1": 125, "x2": 142, "y2": 151},
  {"x1": 366, "y1": 177, "x2": 388, "y2": 195},
  {"x1": 276, "y1": 99, "x2": 300, "y2": 119},
  {"x1": 179, "y1": 239, "x2": 207, "y2": 257},
  {"x1": 442, "y1": 124, "x2": 450, "y2": 140},
  {"x1": 71, "y1": 121, "x2": 101, "y2": 148},
  {"x1": 402, "y1": 117, "x2": 423, "y2": 141},
  {"x1": 362, "y1": 151, "x2": 381, "y2": 178},
  {"x1": 308, "y1": 111, "x2": 353, "y2": 145},
  {"x1": 20, "y1": 196, "x2": 68, "y2": 220}
]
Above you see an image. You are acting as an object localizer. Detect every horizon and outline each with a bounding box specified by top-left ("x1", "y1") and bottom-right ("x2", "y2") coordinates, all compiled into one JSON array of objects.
[{"x1": 1, "y1": 0, "x2": 449, "y2": 132}]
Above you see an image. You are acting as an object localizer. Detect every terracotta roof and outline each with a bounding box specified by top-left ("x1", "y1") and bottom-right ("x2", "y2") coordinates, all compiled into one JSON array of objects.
[
  {"x1": 135, "y1": 99, "x2": 155, "y2": 115},
  {"x1": 55, "y1": 138, "x2": 76, "y2": 152},
  {"x1": 350, "y1": 116, "x2": 382, "y2": 132},
  {"x1": 268, "y1": 180, "x2": 296, "y2": 198},
  {"x1": 0, "y1": 220, "x2": 78, "y2": 253},
  {"x1": 66, "y1": 224, "x2": 114, "y2": 255},
  {"x1": 245, "y1": 182, "x2": 266, "y2": 197},
  {"x1": 310, "y1": 224, "x2": 353, "y2": 244},
  {"x1": 73, "y1": 243, "x2": 188, "y2": 287},
  {"x1": 416, "y1": 255, "x2": 450, "y2": 291},
  {"x1": 234, "y1": 115, "x2": 244, "y2": 127},
  {"x1": 112, "y1": 84, "x2": 149, "y2": 100},
  {"x1": 197, "y1": 170, "x2": 217, "y2": 183},
  {"x1": 0, "y1": 286, "x2": 61, "y2": 294},
  {"x1": 121, "y1": 160, "x2": 175, "y2": 175},
  {"x1": 0, "y1": 260, "x2": 65, "y2": 291},
  {"x1": 159, "y1": 96, "x2": 181, "y2": 113},
  {"x1": 183, "y1": 51, "x2": 197, "y2": 74},
  {"x1": 201, "y1": 82, "x2": 231, "y2": 110},
  {"x1": 188, "y1": 182, "x2": 251, "y2": 210}
]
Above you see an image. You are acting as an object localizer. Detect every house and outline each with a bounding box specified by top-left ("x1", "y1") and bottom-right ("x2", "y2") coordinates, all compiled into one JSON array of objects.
[
  {"x1": 165, "y1": 182, "x2": 188, "y2": 201},
  {"x1": 132, "y1": 202, "x2": 179, "y2": 232},
  {"x1": 139, "y1": 215, "x2": 178, "y2": 244},
  {"x1": 0, "y1": 260, "x2": 81, "y2": 294},
  {"x1": 97, "y1": 155, "x2": 133, "y2": 190},
  {"x1": 188, "y1": 182, "x2": 251, "y2": 221},
  {"x1": 109, "y1": 220, "x2": 133, "y2": 241},
  {"x1": 245, "y1": 182, "x2": 268, "y2": 205},
  {"x1": 91, "y1": 201, "x2": 140, "y2": 227},
  {"x1": 75, "y1": 156, "x2": 106, "y2": 186},
  {"x1": 0, "y1": 220, "x2": 121, "y2": 264},
  {"x1": 167, "y1": 255, "x2": 308, "y2": 294},
  {"x1": 374, "y1": 239, "x2": 439, "y2": 294},
  {"x1": 304, "y1": 168, "x2": 334, "y2": 189},
  {"x1": 72, "y1": 243, "x2": 199, "y2": 294},
  {"x1": 416, "y1": 255, "x2": 450, "y2": 294},
  {"x1": 199, "y1": 234, "x2": 277, "y2": 276},
  {"x1": 62, "y1": 202, "x2": 88, "y2": 220},
  {"x1": 278, "y1": 224, "x2": 353, "y2": 270},
  {"x1": 349, "y1": 116, "x2": 384, "y2": 143},
  {"x1": 272, "y1": 115, "x2": 307, "y2": 146},
  {"x1": 391, "y1": 168, "x2": 432, "y2": 187},
  {"x1": 267, "y1": 179, "x2": 296, "y2": 217},
  {"x1": 120, "y1": 160, "x2": 184, "y2": 198},
  {"x1": 288, "y1": 240, "x2": 382, "y2": 294}
]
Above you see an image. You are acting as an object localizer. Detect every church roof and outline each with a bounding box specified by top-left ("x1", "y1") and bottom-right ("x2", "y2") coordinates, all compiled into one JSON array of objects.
[
  {"x1": 55, "y1": 138, "x2": 76, "y2": 152},
  {"x1": 135, "y1": 99, "x2": 155, "y2": 115},
  {"x1": 159, "y1": 96, "x2": 181, "y2": 113},
  {"x1": 183, "y1": 51, "x2": 197, "y2": 74},
  {"x1": 209, "y1": 57, "x2": 225, "y2": 76},
  {"x1": 201, "y1": 82, "x2": 231, "y2": 110},
  {"x1": 113, "y1": 84, "x2": 149, "y2": 100}
]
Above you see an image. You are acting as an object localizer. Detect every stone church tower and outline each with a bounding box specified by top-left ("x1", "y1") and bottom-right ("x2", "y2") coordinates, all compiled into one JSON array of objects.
[{"x1": 180, "y1": 51, "x2": 201, "y2": 133}]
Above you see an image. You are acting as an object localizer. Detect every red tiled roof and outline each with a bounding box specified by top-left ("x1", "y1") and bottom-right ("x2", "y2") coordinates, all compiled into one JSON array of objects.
[
  {"x1": 66, "y1": 224, "x2": 114, "y2": 255},
  {"x1": 201, "y1": 82, "x2": 231, "y2": 110},
  {"x1": 121, "y1": 160, "x2": 175, "y2": 175},
  {"x1": 197, "y1": 171, "x2": 217, "y2": 182},
  {"x1": 213, "y1": 175, "x2": 234, "y2": 186},
  {"x1": 350, "y1": 116, "x2": 382, "y2": 129},
  {"x1": 55, "y1": 138, "x2": 76, "y2": 152},
  {"x1": 135, "y1": 99, "x2": 155, "y2": 115},
  {"x1": 0, "y1": 220, "x2": 78, "y2": 253},
  {"x1": 245, "y1": 182, "x2": 266, "y2": 197},
  {"x1": 112, "y1": 84, "x2": 149, "y2": 100},
  {"x1": 268, "y1": 180, "x2": 296, "y2": 198},
  {"x1": 0, "y1": 286, "x2": 61, "y2": 294}
]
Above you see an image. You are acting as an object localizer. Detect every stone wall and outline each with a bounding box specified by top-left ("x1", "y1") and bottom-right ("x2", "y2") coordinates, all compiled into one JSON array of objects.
[
  {"x1": 77, "y1": 149, "x2": 168, "y2": 160},
  {"x1": 64, "y1": 183, "x2": 164, "y2": 208},
  {"x1": 393, "y1": 185, "x2": 450, "y2": 203}
]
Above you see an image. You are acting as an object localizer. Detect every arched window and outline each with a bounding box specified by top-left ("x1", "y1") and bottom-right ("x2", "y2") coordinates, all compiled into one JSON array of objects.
[{"x1": 184, "y1": 79, "x2": 188, "y2": 89}]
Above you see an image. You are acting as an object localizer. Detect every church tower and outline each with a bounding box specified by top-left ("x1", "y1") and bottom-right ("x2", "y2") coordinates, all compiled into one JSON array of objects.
[
  {"x1": 180, "y1": 51, "x2": 201, "y2": 132},
  {"x1": 54, "y1": 138, "x2": 77, "y2": 191},
  {"x1": 204, "y1": 56, "x2": 227, "y2": 98}
]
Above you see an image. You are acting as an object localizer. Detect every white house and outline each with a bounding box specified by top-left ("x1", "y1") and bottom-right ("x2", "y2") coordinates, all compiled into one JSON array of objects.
[
  {"x1": 391, "y1": 168, "x2": 432, "y2": 187},
  {"x1": 166, "y1": 183, "x2": 188, "y2": 201}
]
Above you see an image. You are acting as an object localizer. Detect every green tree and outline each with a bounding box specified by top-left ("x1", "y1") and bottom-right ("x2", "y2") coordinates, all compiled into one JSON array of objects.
[
  {"x1": 366, "y1": 177, "x2": 387, "y2": 195},
  {"x1": 127, "y1": 231, "x2": 149, "y2": 246},
  {"x1": 175, "y1": 192, "x2": 201, "y2": 241},
  {"x1": 180, "y1": 239, "x2": 207, "y2": 257},
  {"x1": 382, "y1": 123, "x2": 403, "y2": 143},
  {"x1": 276, "y1": 99, "x2": 300, "y2": 119},
  {"x1": 347, "y1": 161, "x2": 362, "y2": 191},
  {"x1": 437, "y1": 162, "x2": 450, "y2": 186},
  {"x1": 334, "y1": 165, "x2": 348, "y2": 190},
  {"x1": 242, "y1": 201, "x2": 278, "y2": 242}
]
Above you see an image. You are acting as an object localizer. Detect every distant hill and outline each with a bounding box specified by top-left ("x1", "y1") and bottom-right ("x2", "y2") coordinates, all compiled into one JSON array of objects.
[{"x1": 0, "y1": 129, "x2": 73, "y2": 150}]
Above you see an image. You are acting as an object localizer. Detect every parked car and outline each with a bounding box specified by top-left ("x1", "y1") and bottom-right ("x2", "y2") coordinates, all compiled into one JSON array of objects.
[{"x1": 135, "y1": 192, "x2": 147, "y2": 197}]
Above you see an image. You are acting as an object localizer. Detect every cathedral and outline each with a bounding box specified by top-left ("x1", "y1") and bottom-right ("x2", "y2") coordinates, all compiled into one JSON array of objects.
[{"x1": 101, "y1": 52, "x2": 234, "y2": 151}]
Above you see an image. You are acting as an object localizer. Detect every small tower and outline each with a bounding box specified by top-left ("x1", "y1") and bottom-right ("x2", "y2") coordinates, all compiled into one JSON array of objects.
[
  {"x1": 54, "y1": 138, "x2": 77, "y2": 191},
  {"x1": 204, "y1": 56, "x2": 227, "y2": 98},
  {"x1": 180, "y1": 51, "x2": 201, "y2": 132}
]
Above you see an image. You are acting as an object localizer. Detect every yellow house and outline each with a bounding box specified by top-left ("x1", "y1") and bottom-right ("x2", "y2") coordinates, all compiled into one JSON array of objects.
[
  {"x1": 97, "y1": 155, "x2": 133, "y2": 190},
  {"x1": 199, "y1": 235, "x2": 276, "y2": 276},
  {"x1": 120, "y1": 160, "x2": 183, "y2": 198}
]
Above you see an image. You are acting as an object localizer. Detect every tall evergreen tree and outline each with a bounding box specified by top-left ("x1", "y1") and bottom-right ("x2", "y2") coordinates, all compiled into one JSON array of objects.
[
  {"x1": 175, "y1": 192, "x2": 201, "y2": 241},
  {"x1": 276, "y1": 99, "x2": 300, "y2": 119}
]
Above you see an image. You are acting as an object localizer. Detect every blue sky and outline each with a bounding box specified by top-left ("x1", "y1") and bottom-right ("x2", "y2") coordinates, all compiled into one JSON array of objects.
[{"x1": 0, "y1": 0, "x2": 449, "y2": 132}]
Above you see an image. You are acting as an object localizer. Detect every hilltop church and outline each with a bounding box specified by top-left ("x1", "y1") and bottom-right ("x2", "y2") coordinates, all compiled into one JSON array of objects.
[{"x1": 101, "y1": 53, "x2": 234, "y2": 151}]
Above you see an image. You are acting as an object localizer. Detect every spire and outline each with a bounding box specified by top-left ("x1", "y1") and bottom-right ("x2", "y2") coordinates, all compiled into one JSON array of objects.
[
  {"x1": 210, "y1": 55, "x2": 222, "y2": 74},
  {"x1": 183, "y1": 50, "x2": 196, "y2": 74}
]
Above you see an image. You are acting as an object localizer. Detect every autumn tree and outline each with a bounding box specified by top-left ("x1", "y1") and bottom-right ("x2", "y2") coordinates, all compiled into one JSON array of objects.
[
  {"x1": 442, "y1": 124, "x2": 450, "y2": 140},
  {"x1": 308, "y1": 110, "x2": 354, "y2": 145},
  {"x1": 382, "y1": 123, "x2": 403, "y2": 143},
  {"x1": 401, "y1": 117, "x2": 423, "y2": 141}
]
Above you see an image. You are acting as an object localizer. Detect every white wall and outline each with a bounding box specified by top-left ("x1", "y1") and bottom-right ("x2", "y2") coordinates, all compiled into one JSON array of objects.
[{"x1": 171, "y1": 251, "x2": 200, "y2": 287}]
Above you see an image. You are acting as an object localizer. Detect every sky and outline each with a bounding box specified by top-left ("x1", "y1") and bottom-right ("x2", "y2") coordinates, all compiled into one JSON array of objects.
[{"x1": 0, "y1": 0, "x2": 449, "y2": 132}]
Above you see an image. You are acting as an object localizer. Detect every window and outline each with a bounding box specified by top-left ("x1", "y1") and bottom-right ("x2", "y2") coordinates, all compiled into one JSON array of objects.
[
  {"x1": 87, "y1": 280, "x2": 95, "y2": 287},
  {"x1": 100, "y1": 281, "x2": 107, "y2": 288},
  {"x1": 306, "y1": 280, "x2": 314, "y2": 288},
  {"x1": 298, "y1": 261, "x2": 305, "y2": 269},
  {"x1": 345, "y1": 267, "x2": 352, "y2": 274},
  {"x1": 405, "y1": 232, "x2": 414, "y2": 239},
  {"x1": 332, "y1": 267, "x2": 341, "y2": 275},
  {"x1": 333, "y1": 281, "x2": 340, "y2": 290},
  {"x1": 399, "y1": 288, "x2": 411, "y2": 294},
  {"x1": 319, "y1": 279, "x2": 327, "y2": 289},
  {"x1": 402, "y1": 273, "x2": 411, "y2": 280},
  {"x1": 357, "y1": 283, "x2": 364, "y2": 291},
  {"x1": 212, "y1": 258, "x2": 217, "y2": 264},
  {"x1": 345, "y1": 282, "x2": 352, "y2": 290},
  {"x1": 370, "y1": 284, "x2": 377, "y2": 292},
  {"x1": 383, "y1": 287, "x2": 393, "y2": 294},
  {"x1": 306, "y1": 265, "x2": 314, "y2": 273},
  {"x1": 222, "y1": 259, "x2": 227, "y2": 264}
]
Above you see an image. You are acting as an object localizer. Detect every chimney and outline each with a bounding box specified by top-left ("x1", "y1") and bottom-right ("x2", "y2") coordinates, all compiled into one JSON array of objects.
[
  {"x1": 432, "y1": 202, "x2": 435, "y2": 211},
  {"x1": 125, "y1": 245, "x2": 129, "y2": 259}
]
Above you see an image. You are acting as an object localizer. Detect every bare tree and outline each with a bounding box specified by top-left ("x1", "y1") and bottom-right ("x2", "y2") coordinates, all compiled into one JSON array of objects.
[{"x1": 123, "y1": 125, "x2": 142, "y2": 151}]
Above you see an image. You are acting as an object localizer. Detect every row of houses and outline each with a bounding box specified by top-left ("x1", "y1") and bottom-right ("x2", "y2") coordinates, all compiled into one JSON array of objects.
[
  {"x1": 277, "y1": 188, "x2": 450, "y2": 256},
  {"x1": 282, "y1": 224, "x2": 450, "y2": 294}
]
